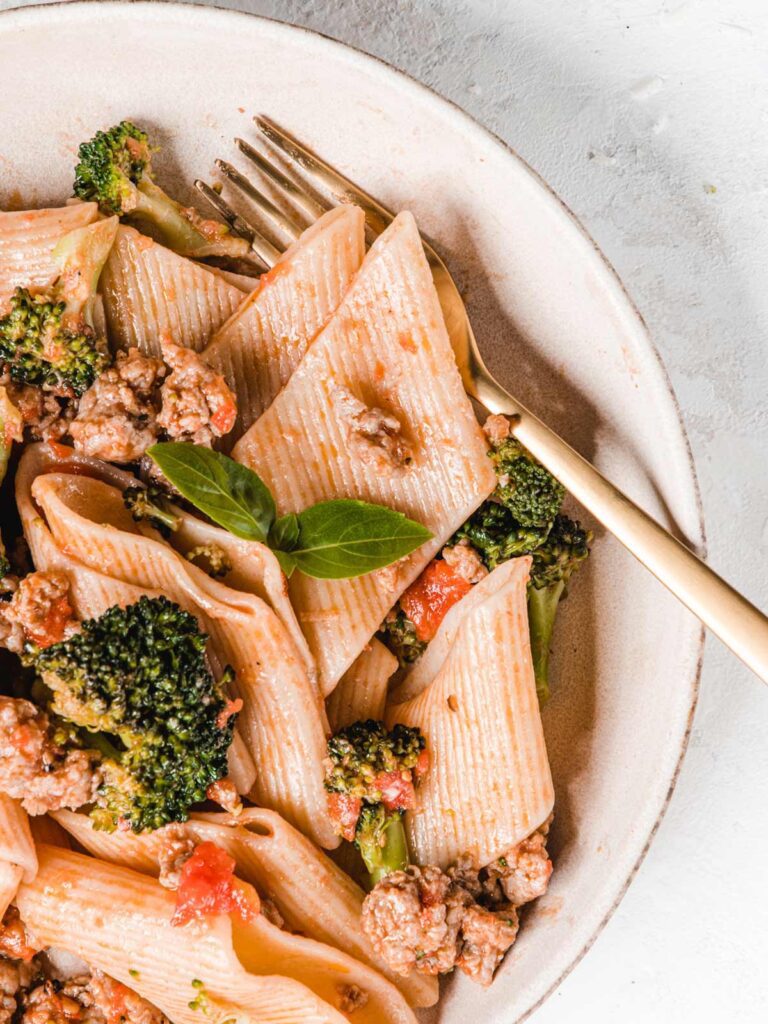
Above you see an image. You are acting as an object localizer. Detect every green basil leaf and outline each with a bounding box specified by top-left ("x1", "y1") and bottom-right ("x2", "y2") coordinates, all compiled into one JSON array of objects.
[
  {"x1": 269, "y1": 513, "x2": 300, "y2": 553},
  {"x1": 272, "y1": 548, "x2": 298, "y2": 578},
  {"x1": 289, "y1": 499, "x2": 433, "y2": 579},
  {"x1": 148, "y1": 443, "x2": 275, "y2": 542}
]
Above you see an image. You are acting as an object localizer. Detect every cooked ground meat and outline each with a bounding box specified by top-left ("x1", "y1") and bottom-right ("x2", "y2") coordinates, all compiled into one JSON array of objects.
[
  {"x1": 205, "y1": 778, "x2": 242, "y2": 816},
  {"x1": 0, "y1": 960, "x2": 19, "y2": 1024},
  {"x1": 70, "y1": 348, "x2": 165, "y2": 463},
  {"x1": 455, "y1": 905, "x2": 518, "y2": 987},
  {"x1": 0, "y1": 909, "x2": 38, "y2": 964},
  {"x1": 0, "y1": 696, "x2": 102, "y2": 816},
  {"x1": 156, "y1": 341, "x2": 236, "y2": 446},
  {"x1": 483, "y1": 413, "x2": 511, "y2": 446},
  {"x1": 155, "y1": 827, "x2": 196, "y2": 890},
  {"x1": 442, "y1": 539, "x2": 489, "y2": 584},
  {"x1": 0, "y1": 571, "x2": 77, "y2": 654},
  {"x1": 1, "y1": 380, "x2": 73, "y2": 443},
  {"x1": 87, "y1": 970, "x2": 168, "y2": 1024},
  {"x1": 336, "y1": 983, "x2": 369, "y2": 1013},
  {"x1": 361, "y1": 865, "x2": 472, "y2": 978},
  {"x1": 20, "y1": 979, "x2": 83, "y2": 1024},
  {"x1": 486, "y1": 827, "x2": 553, "y2": 906},
  {"x1": 336, "y1": 387, "x2": 412, "y2": 474},
  {"x1": 363, "y1": 823, "x2": 553, "y2": 987}
]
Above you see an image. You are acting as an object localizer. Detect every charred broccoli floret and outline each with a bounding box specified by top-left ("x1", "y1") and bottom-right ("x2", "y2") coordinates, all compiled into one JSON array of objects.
[
  {"x1": 453, "y1": 500, "x2": 550, "y2": 571},
  {"x1": 122, "y1": 484, "x2": 179, "y2": 537},
  {"x1": 73, "y1": 121, "x2": 249, "y2": 260},
  {"x1": 0, "y1": 219, "x2": 116, "y2": 396},
  {"x1": 32, "y1": 596, "x2": 237, "y2": 833},
  {"x1": 325, "y1": 719, "x2": 427, "y2": 887},
  {"x1": 376, "y1": 609, "x2": 427, "y2": 668},
  {"x1": 185, "y1": 544, "x2": 232, "y2": 579},
  {"x1": 528, "y1": 515, "x2": 592, "y2": 704},
  {"x1": 489, "y1": 435, "x2": 565, "y2": 529}
]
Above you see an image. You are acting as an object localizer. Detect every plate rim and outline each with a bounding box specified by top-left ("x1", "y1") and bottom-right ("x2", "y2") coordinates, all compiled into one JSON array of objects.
[{"x1": 0, "y1": 3, "x2": 706, "y2": 1018}]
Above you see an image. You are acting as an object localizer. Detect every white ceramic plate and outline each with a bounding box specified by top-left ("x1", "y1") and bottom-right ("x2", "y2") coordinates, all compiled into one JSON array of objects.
[{"x1": 0, "y1": 4, "x2": 704, "y2": 1020}]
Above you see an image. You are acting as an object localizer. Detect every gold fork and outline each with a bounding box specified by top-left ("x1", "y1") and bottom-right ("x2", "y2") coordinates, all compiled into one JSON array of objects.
[{"x1": 195, "y1": 115, "x2": 768, "y2": 684}]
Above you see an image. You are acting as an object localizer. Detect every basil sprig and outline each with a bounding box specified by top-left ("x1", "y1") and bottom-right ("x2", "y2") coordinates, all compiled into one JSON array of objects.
[{"x1": 148, "y1": 443, "x2": 432, "y2": 580}]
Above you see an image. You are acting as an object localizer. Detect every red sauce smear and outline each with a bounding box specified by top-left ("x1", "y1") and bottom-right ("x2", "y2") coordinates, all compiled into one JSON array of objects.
[
  {"x1": 172, "y1": 842, "x2": 254, "y2": 926},
  {"x1": 327, "y1": 792, "x2": 362, "y2": 842},
  {"x1": 399, "y1": 559, "x2": 472, "y2": 642}
]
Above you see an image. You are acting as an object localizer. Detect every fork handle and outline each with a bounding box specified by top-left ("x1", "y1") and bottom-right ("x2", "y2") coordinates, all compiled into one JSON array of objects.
[{"x1": 487, "y1": 393, "x2": 768, "y2": 683}]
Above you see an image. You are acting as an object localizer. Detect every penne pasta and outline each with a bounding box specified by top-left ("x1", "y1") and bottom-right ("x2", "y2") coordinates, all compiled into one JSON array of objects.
[
  {"x1": 234, "y1": 211, "x2": 496, "y2": 694},
  {"x1": 0, "y1": 794, "x2": 38, "y2": 882},
  {"x1": 388, "y1": 557, "x2": 555, "y2": 868},
  {"x1": 326, "y1": 640, "x2": 397, "y2": 732},
  {"x1": 0, "y1": 203, "x2": 98, "y2": 301},
  {"x1": 17, "y1": 845, "x2": 418, "y2": 1024},
  {"x1": 169, "y1": 511, "x2": 316, "y2": 683},
  {"x1": 100, "y1": 225, "x2": 244, "y2": 355},
  {"x1": 54, "y1": 808, "x2": 437, "y2": 1009},
  {"x1": 0, "y1": 861, "x2": 23, "y2": 920},
  {"x1": 203, "y1": 204, "x2": 365, "y2": 447},
  {"x1": 22, "y1": 459, "x2": 335, "y2": 848}
]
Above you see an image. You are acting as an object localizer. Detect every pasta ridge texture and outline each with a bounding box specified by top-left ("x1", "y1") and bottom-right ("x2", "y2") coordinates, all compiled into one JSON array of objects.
[
  {"x1": 17, "y1": 844, "x2": 418, "y2": 1024},
  {"x1": 100, "y1": 225, "x2": 244, "y2": 355},
  {"x1": 0, "y1": 203, "x2": 99, "y2": 302},
  {"x1": 234, "y1": 210, "x2": 496, "y2": 694},
  {"x1": 204, "y1": 204, "x2": 366, "y2": 447},
  {"x1": 388, "y1": 557, "x2": 555, "y2": 868}
]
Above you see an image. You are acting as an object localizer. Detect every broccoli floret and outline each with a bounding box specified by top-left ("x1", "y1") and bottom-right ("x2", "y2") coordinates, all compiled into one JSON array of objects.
[
  {"x1": 489, "y1": 436, "x2": 565, "y2": 529},
  {"x1": 376, "y1": 609, "x2": 427, "y2": 668},
  {"x1": 326, "y1": 719, "x2": 425, "y2": 798},
  {"x1": 0, "y1": 218, "x2": 117, "y2": 396},
  {"x1": 528, "y1": 515, "x2": 592, "y2": 704},
  {"x1": 0, "y1": 289, "x2": 108, "y2": 395},
  {"x1": 325, "y1": 719, "x2": 426, "y2": 888},
  {"x1": 453, "y1": 501, "x2": 550, "y2": 571},
  {"x1": 73, "y1": 121, "x2": 249, "y2": 260},
  {"x1": 32, "y1": 596, "x2": 237, "y2": 833},
  {"x1": 73, "y1": 122, "x2": 152, "y2": 217},
  {"x1": 122, "y1": 484, "x2": 179, "y2": 538},
  {"x1": 185, "y1": 544, "x2": 232, "y2": 579}
]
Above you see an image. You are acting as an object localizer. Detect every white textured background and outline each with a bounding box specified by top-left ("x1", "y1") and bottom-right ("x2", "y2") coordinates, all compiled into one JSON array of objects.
[{"x1": 2, "y1": 0, "x2": 767, "y2": 1020}]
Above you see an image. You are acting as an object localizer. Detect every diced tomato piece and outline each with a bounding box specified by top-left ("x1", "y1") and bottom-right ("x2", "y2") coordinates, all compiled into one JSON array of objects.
[
  {"x1": 27, "y1": 594, "x2": 74, "y2": 648},
  {"x1": 415, "y1": 749, "x2": 430, "y2": 778},
  {"x1": 210, "y1": 398, "x2": 237, "y2": 436},
  {"x1": 374, "y1": 770, "x2": 416, "y2": 811},
  {"x1": 327, "y1": 792, "x2": 361, "y2": 842},
  {"x1": 172, "y1": 841, "x2": 254, "y2": 926},
  {"x1": 216, "y1": 697, "x2": 243, "y2": 730},
  {"x1": 107, "y1": 982, "x2": 131, "y2": 1024},
  {"x1": 399, "y1": 559, "x2": 472, "y2": 642}
]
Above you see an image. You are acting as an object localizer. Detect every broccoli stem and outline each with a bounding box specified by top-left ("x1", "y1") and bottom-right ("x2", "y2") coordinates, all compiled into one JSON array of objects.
[
  {"x1": 357, "y1": 813, "x2": 409, "y2": 888},
  {"x1": 134, "y1": 179, "x2": 214, "y2": 255},
  {"x1": 527, "y1": 580, "x2": 566, "y2": 705}
]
